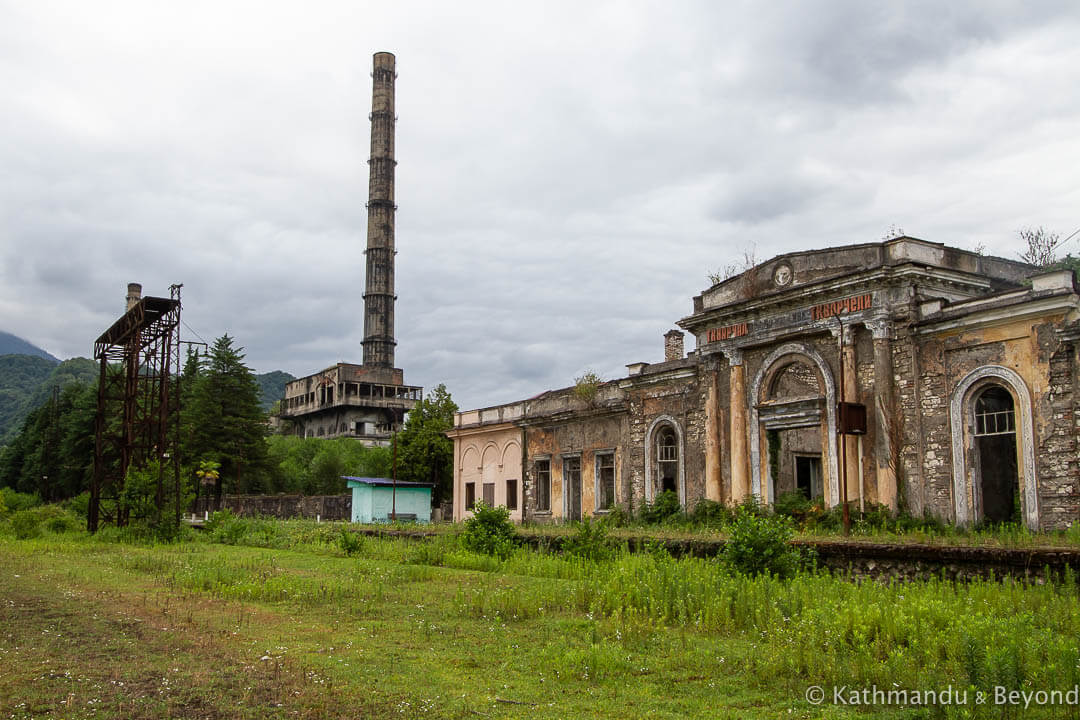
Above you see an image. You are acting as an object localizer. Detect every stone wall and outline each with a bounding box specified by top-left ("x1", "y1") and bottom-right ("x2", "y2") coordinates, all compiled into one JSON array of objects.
[
  {"x1": 193, "y1": 494, "x2": 351, "y2": 521},
  {"x1": 1041, "y1": 332, "x2": 1079, "y2": 528}
]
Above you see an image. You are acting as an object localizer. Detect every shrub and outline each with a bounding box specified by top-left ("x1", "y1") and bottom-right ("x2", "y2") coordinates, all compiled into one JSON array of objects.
[
  {"x1": 772, "y1": 491, "x2": 813, "y2": 522},
  {"x1": 9, "y1": 505, "x2": 79, "y2": 539},
  {"x1": 63, "y1": 492, "x2": 91, "y2": 520},
  {"x1": 562, "y1": 517, "x2": 618, "y2": 561},
  {"x1": 206, "y1": 509, "x2": 248, "y2": 545},
  {"x1": 0, "y1": 488, "x2": 41, "y2": 515},
  {"x1": 721, "y1": 509, "x2": 800, "y2": 579},
  {"x1": 339, "y1": 528, "x2": 364, "y2": 557},
  {"x1": 460, "y1": 502, "x2": 517, "y2": 559},
  {"x1": 639, "y1": 490, "x2": 683, "y2": 525},
  {"x1": 603, "y1": 504, "x2": 632, "y2": 528},
  {"x1": 689, "y1": 498, "x2": 730, "y2": 527}
]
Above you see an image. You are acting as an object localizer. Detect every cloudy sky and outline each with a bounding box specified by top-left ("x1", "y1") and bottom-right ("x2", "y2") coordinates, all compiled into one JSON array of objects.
[{"x1": 2, "y1": 1, "x2": 1078, "y2": 411}]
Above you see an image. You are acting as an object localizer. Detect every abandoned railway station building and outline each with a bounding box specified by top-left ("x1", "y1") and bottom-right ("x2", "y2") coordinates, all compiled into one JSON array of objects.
[{"x1": 448, "y1": 237, "x2": 1080, "y2": 530}]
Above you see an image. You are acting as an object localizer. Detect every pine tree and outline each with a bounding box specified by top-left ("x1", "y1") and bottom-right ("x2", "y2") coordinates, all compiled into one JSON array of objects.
[
  {"x1": 183, "y1": 335, "x2": 270, "y2": 499},
  {"x1": 396, "y1": 384, "x2": 458, "y2": 503}
]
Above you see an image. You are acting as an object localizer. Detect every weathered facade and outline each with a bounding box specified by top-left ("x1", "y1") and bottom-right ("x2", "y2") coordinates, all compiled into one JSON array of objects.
[
  {"x1": 279, "y1": 363, "x2": 421, "y2": 443},
  {"x1": 448, "y1": 238, "x2": 1080, "y2": 530}
]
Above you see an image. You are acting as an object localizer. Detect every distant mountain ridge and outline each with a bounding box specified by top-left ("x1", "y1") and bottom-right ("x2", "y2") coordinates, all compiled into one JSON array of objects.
[
  {"x1": 256, "y1": 370, "x2": 295, "y2": 412},
  {"x1": 0, "y1": 330, "x2": 293, "y2": 442},
  {"x1": 0, "y1": 331, "x2": 59, "y2": 363}
]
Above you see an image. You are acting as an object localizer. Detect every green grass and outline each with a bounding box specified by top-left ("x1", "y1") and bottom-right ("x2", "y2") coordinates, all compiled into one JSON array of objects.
[{"x1": 2, "y1": 520, "x2": 1080, "y2": 718}]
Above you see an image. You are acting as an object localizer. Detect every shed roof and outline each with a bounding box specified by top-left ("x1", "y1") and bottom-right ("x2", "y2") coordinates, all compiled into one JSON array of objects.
[{"x1": 343, "y1": 476, "x2": 436, "y2": 488}]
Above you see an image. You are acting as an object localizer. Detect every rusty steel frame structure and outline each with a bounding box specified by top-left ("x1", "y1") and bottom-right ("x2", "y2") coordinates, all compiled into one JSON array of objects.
[{"x1": 89, "y1": 287, "x2": 183, "y2": 532}]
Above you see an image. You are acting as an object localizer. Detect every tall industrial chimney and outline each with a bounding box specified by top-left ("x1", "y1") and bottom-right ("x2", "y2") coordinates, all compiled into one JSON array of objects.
[{"x1": 362, "y1": 52, "x2": 397, "y2": 368}]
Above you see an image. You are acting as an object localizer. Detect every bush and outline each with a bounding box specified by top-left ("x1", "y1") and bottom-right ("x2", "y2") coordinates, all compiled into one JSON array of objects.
[
  {"x1": 8, "y1": 505, "x2": 81, "y2": 539},
  {"x1": 689, "y1": 498, "x2": 730, "y2": 527},
  {"x1": 339, "y1": 528, "x2": 364, "y2": 557},
  {"x1": 772, "y1": 491, "x2": 813, "y2": 522},
  {"x1": 603, "y1": 504, "x2": 632, "y2": 528},
  {"x1": 0, "y1": 488, "x2": 41, "y2": 515},
  {"x1": 63, "y1": 492, "x2": 91, "y2": 520},
  {"x1": 206, "y1": 509, "x2": 248, "y2": 545},
  {"x1": 721, "y1": 509, "x2": 800, "y2": 579},
  {"x1": 563, "y1": 517, "x2": 618, "y2": 561},
  {"x1": 460, "y1": 503, "x2": 517, "y2": 559},
  {"x1": 639, "y1": 490, "x2": 683, "y2": 525}
]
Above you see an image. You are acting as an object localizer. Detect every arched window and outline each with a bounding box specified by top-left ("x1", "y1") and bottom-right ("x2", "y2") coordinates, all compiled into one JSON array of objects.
[
  {"x1": 949, "y1": 366, "x2": 1037, "y2": 529},
  {"x1": 974, "y1": 387, "x2": 1015, "y2": 437},
  {"x1": 656, "y1": 426, "x2": 679, "y2": 495}
]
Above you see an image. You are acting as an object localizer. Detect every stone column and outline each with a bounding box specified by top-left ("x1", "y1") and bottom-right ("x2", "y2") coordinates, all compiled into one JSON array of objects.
[
  {"x1": 704, "y1": 362, "x2": 723, "y2": 502},
  {"x1": 728, "y1": 350, "x2": 750, "y2": 504},
  {"x1": 841, "y1": 325, "x2": 860, "y2": 505},
  {"x1": 868, "y1": 319, "x2": 898, "y2": 510}
]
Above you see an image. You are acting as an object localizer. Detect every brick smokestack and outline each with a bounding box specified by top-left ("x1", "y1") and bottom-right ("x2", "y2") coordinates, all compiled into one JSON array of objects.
[
  {"x1": 664, "y1": 329, "x2": 684, "y2": 361},
  {"x1": 126, "y1": 283, "x2": 142, "y2": 312},
  {"x1": 362, "y1": 51, "x2": 397, "y2": 368}
]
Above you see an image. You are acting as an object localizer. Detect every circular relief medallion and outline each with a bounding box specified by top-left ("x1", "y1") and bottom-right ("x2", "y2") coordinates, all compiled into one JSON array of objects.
[{"x1": 773, "y1": 263, "x2": 793, "y2": 288}]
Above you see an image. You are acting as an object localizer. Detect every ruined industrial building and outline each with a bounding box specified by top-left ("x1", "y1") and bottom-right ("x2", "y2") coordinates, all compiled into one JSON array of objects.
[
  {"x1": 278, "y1": 52, "x2": 421, "y2": 444},
  {"x1": 448, "y1": 237, "x2": 1080, "y2": 530}
]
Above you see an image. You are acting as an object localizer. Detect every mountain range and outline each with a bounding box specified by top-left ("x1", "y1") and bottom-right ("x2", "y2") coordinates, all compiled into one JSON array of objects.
[
  {"x1": 0, "y1": 331, "x2": 60, "y2": 363},
  {"x1": 0, "y1": 332, "x2": 294, "y2": 446}
]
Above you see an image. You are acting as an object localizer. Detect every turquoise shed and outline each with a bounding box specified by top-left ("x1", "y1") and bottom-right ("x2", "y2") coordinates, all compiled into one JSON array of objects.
[{"x1": 344, "y1": 477, "x2": 434, "y2": 523}]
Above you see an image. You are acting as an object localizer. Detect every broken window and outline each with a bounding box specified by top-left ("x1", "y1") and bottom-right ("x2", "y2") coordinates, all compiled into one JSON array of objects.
[
  {"x1": 563, "y1": 455, "x2": 582, "y2": 521},
  {"x1": 535, "y1": 459, "x2": 551, "y2": 511},
  {"x1": 974, "y1": 386, "x2": 1019, "y2": 523},
  {"x1": 506, "y1": 479, "x2": 518, "y2": 510},
  {"x1": 975, "y1": 388, "x2": 1016, "y2": 436},
  {"x1": 596, "y1": 452, "x2": 615, "y2": 510},
  {"x1": 656, "y1": 426, "x2": 678, "y2": 494}
]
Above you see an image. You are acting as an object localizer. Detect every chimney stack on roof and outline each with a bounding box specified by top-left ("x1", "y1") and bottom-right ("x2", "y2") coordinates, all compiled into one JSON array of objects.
[
  {"x1": 664, "y1": 329, "x2": 684, "y2": 361},
  {"x1": 126, "y1": 283, "x2": 142, "y2": 312}
]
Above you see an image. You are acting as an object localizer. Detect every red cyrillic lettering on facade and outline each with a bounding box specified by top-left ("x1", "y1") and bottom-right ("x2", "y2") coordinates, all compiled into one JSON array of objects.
[
  {"x1": 811, "y1": 294, "x2": 872, "y2": 321},
  {"x1": 706, "y1": 322, "x2": 749, "y2": 343}
]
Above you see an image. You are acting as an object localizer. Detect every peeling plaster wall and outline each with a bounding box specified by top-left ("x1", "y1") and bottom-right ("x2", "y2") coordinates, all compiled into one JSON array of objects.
[{"x1": 912, "y1": 313, "x2": 1078, "y2": 529}]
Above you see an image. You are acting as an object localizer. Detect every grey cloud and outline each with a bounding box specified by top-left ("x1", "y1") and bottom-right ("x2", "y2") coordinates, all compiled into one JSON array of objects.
[{"x1": 2, "y1": 2, "x2": 1079, "y2": 412}]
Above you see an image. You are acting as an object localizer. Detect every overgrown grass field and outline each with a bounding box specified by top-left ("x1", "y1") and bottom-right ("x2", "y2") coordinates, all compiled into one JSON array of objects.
[{"x1": 2, "y1": 514, "x2": 1080, "y2": 719}]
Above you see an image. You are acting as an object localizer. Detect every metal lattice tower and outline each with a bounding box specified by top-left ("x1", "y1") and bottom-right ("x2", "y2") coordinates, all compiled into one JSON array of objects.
[
  {"x1": 362, "y1": 51, "x2": 397, "y2": 368},
  {"x1": 89, "y1": 283, "x2": 182, "y2": 532}
]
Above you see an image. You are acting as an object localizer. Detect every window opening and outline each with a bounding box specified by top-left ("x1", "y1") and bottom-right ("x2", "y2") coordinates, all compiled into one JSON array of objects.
[{"x1": 535, "y1": 460, "x2": 551, "y2": 511}]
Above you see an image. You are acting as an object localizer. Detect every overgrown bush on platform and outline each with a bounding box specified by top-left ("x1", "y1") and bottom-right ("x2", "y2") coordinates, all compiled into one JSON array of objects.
[
  {"x1": 689, "y1": 498, "x2": 730, "y2": 526},
  {"x1": 460, "y1": 502, "x2": 517, "y2": 559},
  {"x1": 721, "y1": 509, "x2": 800, "y2": 579},
  {"x1": 563, "y1": 517, "x2": 619, "y2": 561},
  {"x1": 639, "y1": 490, "x2": 683, "y2": 525},
  {"x1": 205, "y1": 509, "x2": 247, "y2": 545},
  {"x1": 339, "y1": 528, "x2": 363, "y2": 557}
]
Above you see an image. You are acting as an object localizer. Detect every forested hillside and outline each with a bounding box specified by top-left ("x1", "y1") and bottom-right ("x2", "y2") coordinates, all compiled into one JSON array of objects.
[
  {"x1": 0, "y1": 354, "x2": 60, "y2": 445},
  {"x1": 255, "y1": 370, "x2": 294, "y2": 411},
  {"x1": 0, "y1": 356, "x2": 98, "y2": 446}
]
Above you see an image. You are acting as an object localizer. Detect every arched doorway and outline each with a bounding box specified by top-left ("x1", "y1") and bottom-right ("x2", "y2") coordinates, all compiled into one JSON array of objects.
[
  {"x1": 749, "y1": 343, "x2": 839, "y2": 506},
  {"x1": 973, "y1": 386, "x2": 1019, "y2": 524},
  {"x1": 949, "y1": 366, "x2": 1038, "y2": 529}
]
